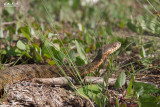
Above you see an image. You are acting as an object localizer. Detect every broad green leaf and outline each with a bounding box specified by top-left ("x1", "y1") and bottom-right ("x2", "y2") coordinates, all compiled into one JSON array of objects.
[
  {"x1": 138, "y1": 94, "x2": 158, "y2": 107},
  {"x1": 133, "y1": 82, "x2": 160, "y2": 94},
  {"x1": 75, "y1": 56, "x2": 85, "y2": 66},
  {"x1": 115, "y1": 72, "x2": 126, "y2": 88},
  {"x1": 68, "y1": 49, "x2": 76, "y2": 62},
  {"x1": 127, "y1": 20, "x2": 137, "y2": 33},
  {"x1": 51, "y1": 47, "x2": 64, "y2": 65},
  {"x1": 75, "y1": 40, "x2": 87, "y2": 64},
  {"x1": 5, "y1": 7, "x2": 15, "y2": 15},
  {"x1": 0, "y1": 50, "x2": 6, "y2": 54},
  {"x1": 136, "y1": 86, "x2": 144, "y2": 97},
  {"x1": 17, "y1": 40, "x2": 26, "y2": 50},
  {"x1": 42, "y1": 45, "x2": 52, "y2": 58},
  {"x1": 77, "y1": 85, "x2": 101, "y2": 99},
  {"x1": 7, "y1": 46, "x2": 22, "y2": 56}
]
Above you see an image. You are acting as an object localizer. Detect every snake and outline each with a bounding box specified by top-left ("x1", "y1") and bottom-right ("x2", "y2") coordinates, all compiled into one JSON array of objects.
[{"x1": 0, "y1": 42, "x2": 121, "y2": 90}]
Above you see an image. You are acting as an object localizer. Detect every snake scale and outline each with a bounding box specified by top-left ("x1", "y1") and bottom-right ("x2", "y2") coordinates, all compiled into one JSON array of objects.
[{"x1": 0, "y1": 42, "x2": 121, "y2": 90}]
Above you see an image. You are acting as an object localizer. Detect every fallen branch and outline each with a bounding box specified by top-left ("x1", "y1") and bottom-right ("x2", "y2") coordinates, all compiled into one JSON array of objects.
[
  {"x1": 32, "y1": 76, "x2": 158, "y2": 88},
  {"x1": 83, "y1": 76, "x2": 158, "y2": 87},
  {"x1": 32, "y1": 77, "x2": 76, "y2": 86}
]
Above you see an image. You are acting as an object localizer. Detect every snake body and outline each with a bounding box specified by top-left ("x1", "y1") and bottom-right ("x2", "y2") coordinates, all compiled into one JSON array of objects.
[{"x1": 0, "y1": 42, "x2": 121, "y2": 89}]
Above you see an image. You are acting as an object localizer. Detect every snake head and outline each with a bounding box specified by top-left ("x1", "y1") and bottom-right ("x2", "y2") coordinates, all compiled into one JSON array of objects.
[
  {"x1": 89, "y1": 42, "x2": 121, "y2": 72},
  {"x1": 103, "y1": 42, "x2": 121, "y2": 55},
  {"x1": 91, "y1": 42, "x2": 121, "y2": 63}
]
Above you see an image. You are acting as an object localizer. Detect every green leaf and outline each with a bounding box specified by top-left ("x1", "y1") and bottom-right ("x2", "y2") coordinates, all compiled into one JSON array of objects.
[
  {"x1": 7, "y1": 46, "x2": 22, "y2": 56},
  {"x1": 77, "y1": 85, "x2": 101, "y2": 99},
  {"x1": 119, "y1": 21, "x2": 124, "y2": 28},
  {"x1": 136, "y1": 86, "x2": 144, "y2": 97},
  {"x1": 115, "y1": 72, "x2": 126, "y2": 88},
  {"x1": 48, "y1": 60, "x2": 56, "y2": 65},
  {"x1": 24, "y1": 52, "x2": 32, "y2": 58},
  {"x1": 138, "y1": 94, "x2": 158, "y2": 107},
  {"x1": 131, "y1": 74, "x2": 135, "y2": 83},
  {"x1": 53, "y1": 50, "x2": 64, "y2": 65},
  {"x1": 141, "y1": 46, "x2": 146, "y2": 58},
  {"x1": 43, "y1": 41, "x2": 64, "y2": 64},
  {"x1": 116, "y1": 97, "x2": 119, "y2": 107},
  {"x1": 68, "y1": 50, "x2": 76, "y2": 62},
  {"x1": 17, "y1": 40, "x2": 26, "y2": 50},
  {"x1": 32, "y1": 43, "x2": 41, "y2": 53},
  {"x1": 133, "y1": 82, "x2": 160, "y2": 95},
  {"x1": 0, "y1": 50, "x2": 7, "y2": 54},
  {"x1": 42, "y1": 45, "x2": 52, "y2": 58},
  {"x1": 5, "y1": 7, "x2": 15, "y2": 15},
  {"x1": 18, "y1": 26, "x2": 31, "y2": 41},
  {"x1": 127, "y1": 20, "x2": 137, "y2": 33},
  {"x1": 131, "y1": 64, "x2": 135, "y2": 75},
  {"x1": 75, "y1": 40, "x2": 87, "y2": 64},
  {"x1": 34, "y1": 51, "x2": 43, "y2": 63},
  {"x1": 94, "y1": 93, "x2": 108, "y2": 107},
  {"x1": 84, "y1": 33, "x2": 92, "y2": 45},
  {"x1": 75, "y1": 56, "x2": 85, "y2": 66},
  {"x1": 126, "y1": 70, "x2": 131, "y2": 76},
  {"x1": 33, "y1": 44, "x2": 43, "y2": 63},
  {"x1": 126, "y1": 80, "x2": 133, "y2": 96}
]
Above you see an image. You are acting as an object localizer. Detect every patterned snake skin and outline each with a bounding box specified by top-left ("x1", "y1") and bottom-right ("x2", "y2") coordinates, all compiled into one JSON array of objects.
[{"x1": 0, "y1": 42, "x2": 121, "y2": 89}]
